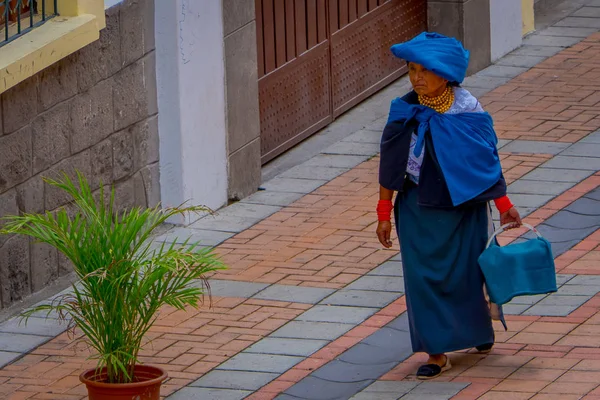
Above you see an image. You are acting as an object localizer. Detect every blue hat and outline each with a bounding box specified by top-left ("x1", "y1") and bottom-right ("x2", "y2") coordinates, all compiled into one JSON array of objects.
[{"x1": 390, "y1": 32, "x2": 470, "y2": 84}]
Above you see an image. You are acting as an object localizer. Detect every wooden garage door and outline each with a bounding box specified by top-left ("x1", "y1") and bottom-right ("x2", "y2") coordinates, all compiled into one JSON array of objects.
[{"x1": 256, "y1": 0, "x2": 427, "y2": 164}]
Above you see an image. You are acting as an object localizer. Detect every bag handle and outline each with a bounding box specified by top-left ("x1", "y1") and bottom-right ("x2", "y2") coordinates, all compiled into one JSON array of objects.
[{"x1": 486, "y1": 223, "x2": 542, "y2": 249}]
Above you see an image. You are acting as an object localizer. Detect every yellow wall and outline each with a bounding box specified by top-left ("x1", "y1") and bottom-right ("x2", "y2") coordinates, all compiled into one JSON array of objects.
[
  {"x1": 0, "y1": 0, "x2": 105, "y2": 94},
  {"x1": 57, "y1": 0, "x2": 106, "y2": 28},
  {"x1": 522, "y1": 0, "x2": 535, "y2": 36}
]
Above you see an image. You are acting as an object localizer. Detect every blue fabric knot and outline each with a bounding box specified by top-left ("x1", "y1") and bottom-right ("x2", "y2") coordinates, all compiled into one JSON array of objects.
[
  {"x1": 386, "y1": 100, "x2": 434, "y2": 158},
  {"x1": 414, "y1": 122, "x2": 428, "y2": 158},
  {"x1": 412, "y1": 108, "x2": 435, "y2": 158}
]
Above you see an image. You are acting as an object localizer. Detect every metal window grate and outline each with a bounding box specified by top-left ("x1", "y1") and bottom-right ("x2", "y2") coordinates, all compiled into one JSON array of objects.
[{"x1": 1, "y1": 0, "x2": 58, "y2": 48}]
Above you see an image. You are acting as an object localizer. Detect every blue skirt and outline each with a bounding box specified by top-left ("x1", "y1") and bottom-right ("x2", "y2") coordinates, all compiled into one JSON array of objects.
[{"x1": 395, "y1": 184, "x2": 494, "y2": 354}]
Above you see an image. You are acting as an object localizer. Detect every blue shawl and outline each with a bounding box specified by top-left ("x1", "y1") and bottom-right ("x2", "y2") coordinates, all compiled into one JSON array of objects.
[{"x1": 386, "y1": 98, "x2": 502, "y2": 207}]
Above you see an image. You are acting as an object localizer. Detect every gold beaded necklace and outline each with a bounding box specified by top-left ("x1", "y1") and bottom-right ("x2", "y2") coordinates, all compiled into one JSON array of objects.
[{"x1": 418, "y1": 86, "x2": 455, "y2": 114}]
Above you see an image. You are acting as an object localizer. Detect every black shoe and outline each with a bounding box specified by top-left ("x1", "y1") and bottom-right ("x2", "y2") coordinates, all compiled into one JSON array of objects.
[
  {"x1": 416, "y1": 356, "x2": 451, "y2": 380},
  {"x1": 476, "y1": 343, "x2": 494, "y2": 353}
]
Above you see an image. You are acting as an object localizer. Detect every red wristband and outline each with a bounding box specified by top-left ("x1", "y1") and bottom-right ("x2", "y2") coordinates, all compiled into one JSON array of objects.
[
  {"x1": 377, "y1": 200, "x2": 394, "y2": 221},
  {"x1": 494, "y1": 195, "x2": 513, "y2": 214}
]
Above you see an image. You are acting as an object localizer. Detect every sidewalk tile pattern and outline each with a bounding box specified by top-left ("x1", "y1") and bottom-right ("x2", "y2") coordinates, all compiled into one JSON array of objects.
[{"x1": 486, "y1": 33, "x2": 600, "y2": 143}]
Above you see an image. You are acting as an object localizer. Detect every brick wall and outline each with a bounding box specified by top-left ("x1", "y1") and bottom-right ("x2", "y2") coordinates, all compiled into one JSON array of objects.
[{"x1": 0, "y1": 0, "x2": 159, "y2": 309}]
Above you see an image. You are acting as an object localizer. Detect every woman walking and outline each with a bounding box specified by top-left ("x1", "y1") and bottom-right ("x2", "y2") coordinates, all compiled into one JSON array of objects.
[{"x1": 376, "y1": 32, "x2": 522, "y2": 380}]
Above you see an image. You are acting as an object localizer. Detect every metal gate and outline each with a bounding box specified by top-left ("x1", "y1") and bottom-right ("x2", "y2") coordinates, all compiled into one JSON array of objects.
[{"x1": 256, "y1": 0, "x2": 427, "y2": 164}]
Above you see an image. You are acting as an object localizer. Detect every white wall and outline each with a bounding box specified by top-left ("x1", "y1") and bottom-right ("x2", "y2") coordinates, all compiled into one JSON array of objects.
[
  {"x1": 155, "y1": 0, "x2": 228, "y2": 223},
  {"x1": 490, "y1": 0, "x2": 523, "y2": 62}
]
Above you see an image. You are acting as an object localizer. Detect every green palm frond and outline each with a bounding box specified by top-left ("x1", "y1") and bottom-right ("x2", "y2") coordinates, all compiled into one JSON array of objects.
[{"x1": 2, "y1": 171, "x2": 226, "y2": 383}]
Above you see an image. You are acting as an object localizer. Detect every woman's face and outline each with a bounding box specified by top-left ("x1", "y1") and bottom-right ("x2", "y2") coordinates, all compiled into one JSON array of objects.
[{"x1": 408, "y1": 62, "x2": 448, "y2": 97}]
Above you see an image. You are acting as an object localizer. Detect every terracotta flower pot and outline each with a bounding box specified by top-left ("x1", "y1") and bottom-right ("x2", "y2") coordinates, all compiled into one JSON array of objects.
[{"x1": 79, "y1": 365, "x2": 167, "y2": 400}]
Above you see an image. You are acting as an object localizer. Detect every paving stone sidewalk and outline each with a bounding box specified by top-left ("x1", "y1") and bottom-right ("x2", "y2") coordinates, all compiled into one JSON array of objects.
[{"x1": 2, "y1": 3, "x2": 600, "y2": 400}]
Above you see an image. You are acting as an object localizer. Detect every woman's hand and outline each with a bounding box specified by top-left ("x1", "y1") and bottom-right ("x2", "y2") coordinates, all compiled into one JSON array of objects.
[
  {"x1": 376, "y1": 221, "x2": 393, "y2": 248},
  {"x1": 500, "y1": 207, "x2": 522, "y2": 229}
]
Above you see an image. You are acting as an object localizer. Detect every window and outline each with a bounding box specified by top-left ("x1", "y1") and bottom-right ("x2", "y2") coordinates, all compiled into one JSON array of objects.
[
  {"x1": 1, "y1": 0, "x2": 59, "y2": 47},
  {"x1": 0, "y1": 0, "x2": 105, "y2": 94}
]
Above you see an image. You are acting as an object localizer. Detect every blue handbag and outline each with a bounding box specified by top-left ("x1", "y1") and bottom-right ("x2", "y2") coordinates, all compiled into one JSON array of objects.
[{"x1": 478, "y1": 223, "x2": 557, "y2": 305}]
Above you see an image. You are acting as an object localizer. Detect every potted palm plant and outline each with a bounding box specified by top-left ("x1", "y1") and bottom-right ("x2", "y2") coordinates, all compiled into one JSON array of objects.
[{"x1": 1, "y1": 172, "x2": 225, "y2": 400}]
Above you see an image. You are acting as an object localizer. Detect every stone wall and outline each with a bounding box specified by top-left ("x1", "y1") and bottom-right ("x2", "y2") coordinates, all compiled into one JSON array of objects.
[
  {"x1": 0, "y1": 0, "x2": 159, "y2": 309},
  {"x1": 428, "y1": 0, "x2": 492, "y2": 74},
  {"x1": 223, "y1": 0, "x2": 262, "y2": 202}
]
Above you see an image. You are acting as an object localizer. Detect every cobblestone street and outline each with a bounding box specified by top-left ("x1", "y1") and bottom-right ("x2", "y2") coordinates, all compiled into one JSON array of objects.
[{"x1": 2, "y1": 3, "x2": 600, "y2": 400}]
